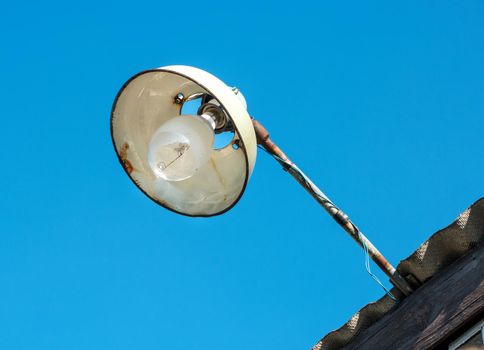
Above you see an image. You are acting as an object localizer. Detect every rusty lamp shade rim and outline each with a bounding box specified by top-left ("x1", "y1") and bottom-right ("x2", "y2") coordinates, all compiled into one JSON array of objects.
[{"x1": 110, "y1": 66, "x2": 256, "y2": 217}]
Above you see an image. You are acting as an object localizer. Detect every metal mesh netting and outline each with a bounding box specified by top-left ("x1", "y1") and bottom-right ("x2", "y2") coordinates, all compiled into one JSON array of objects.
[{"x1": 313, "y1": 198, "x2": 484, "y2": 350}]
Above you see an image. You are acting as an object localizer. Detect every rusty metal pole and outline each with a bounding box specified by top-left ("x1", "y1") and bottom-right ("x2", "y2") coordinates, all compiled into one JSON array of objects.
[{"x1": 252, "y1": 119, "x2": 414, "y2": 297}]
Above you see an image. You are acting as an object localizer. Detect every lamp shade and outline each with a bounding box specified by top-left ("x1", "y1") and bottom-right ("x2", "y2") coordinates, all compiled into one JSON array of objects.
[{"x1": 111, "y1": 65, "x2": 257, "y2": 216}]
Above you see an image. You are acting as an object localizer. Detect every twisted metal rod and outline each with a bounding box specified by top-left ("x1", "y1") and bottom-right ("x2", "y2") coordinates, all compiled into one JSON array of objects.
[{"x1": 252, "y1": 119, "x2": 414, "y2": 297}]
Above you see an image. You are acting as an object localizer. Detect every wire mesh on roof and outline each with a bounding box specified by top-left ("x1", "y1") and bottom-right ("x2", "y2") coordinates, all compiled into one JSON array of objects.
[{"x1": 313, "y1": 198, "x2": 484, "y2": 350}]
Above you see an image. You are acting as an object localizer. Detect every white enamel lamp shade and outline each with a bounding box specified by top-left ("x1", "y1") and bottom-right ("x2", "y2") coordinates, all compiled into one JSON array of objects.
[{"x1": 111, "y1": 65, "x2": 257, "y2": 217}]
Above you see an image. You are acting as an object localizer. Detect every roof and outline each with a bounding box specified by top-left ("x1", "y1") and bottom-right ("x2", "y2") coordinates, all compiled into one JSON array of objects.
[{"x1": 313, "y1": 197, "x2": 484, "y2": 350}]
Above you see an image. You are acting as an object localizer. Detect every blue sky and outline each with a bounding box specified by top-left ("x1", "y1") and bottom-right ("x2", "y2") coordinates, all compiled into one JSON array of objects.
[{"x1": 1, "y1": 1, "x2": 483, "y2": 349}]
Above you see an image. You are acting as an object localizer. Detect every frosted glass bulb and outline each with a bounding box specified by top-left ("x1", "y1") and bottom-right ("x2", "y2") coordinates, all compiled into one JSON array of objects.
[{"x1": 147, "y1": 115, "x2": 215, "y2": 181}]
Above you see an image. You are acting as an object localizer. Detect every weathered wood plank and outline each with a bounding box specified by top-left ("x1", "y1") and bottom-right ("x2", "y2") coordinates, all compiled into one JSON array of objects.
[{"x1": 343, "y1": 244, "x2": 484, "y2": 350}]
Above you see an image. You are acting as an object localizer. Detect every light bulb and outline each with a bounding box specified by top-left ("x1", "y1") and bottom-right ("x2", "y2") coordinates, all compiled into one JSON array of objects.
[{"x1": 147, "y1": 115, "x2": 215, "y2": 181}]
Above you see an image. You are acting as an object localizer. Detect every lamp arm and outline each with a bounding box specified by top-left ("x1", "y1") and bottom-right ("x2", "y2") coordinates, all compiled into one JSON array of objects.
[{"x1": 251, "y1": 119, "x2": 414, "y2": 298}]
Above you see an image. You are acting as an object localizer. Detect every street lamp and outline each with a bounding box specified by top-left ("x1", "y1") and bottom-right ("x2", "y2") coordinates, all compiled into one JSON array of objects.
[{"x1": 111, "y1": 65, "x2": 413, "y2": 297}]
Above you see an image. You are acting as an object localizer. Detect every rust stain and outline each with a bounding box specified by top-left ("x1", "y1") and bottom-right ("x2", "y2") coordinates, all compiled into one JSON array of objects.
[
  {"x1": 122, "y1": 159, "x2": 134, "y2": 174},
  {"x1": 155, "y1": 197, "x2": 169, "y2": 207},
  {"x1": 119, "y1": 142, "x2": 134, "y2": 174}
]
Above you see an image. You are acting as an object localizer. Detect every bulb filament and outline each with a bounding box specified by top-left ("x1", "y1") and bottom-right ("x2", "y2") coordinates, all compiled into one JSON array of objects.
[{"x1": 158, "y1": 142, "x2": 190, "y2": 171}]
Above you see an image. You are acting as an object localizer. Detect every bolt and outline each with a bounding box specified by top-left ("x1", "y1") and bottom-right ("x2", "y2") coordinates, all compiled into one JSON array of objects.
[{"x1": 174, "y1": 93, "x2": 184, "y2": 104}]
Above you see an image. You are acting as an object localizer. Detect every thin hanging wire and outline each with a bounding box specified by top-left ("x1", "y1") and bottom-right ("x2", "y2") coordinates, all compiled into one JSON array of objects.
[
  {"x1": 357, "y1": 230, "x2": 397, "y2": 301},
  {"x1": 258, "y1": 144, "x2": 397, "y2": 301}
]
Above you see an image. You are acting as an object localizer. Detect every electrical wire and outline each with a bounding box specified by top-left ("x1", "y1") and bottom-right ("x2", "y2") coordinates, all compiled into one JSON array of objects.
[
  {"x1": 357, "y1": 229, "x2": 397, "y2": 301},
  {"x1": 258, "y1": 144, "x2": 397, "y2": 301}
]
